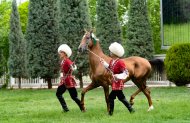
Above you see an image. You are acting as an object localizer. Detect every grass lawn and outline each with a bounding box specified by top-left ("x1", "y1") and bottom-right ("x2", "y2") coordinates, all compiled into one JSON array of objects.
[{"x1": 0, "y1": 87, "x2": 190, "y2": 123}]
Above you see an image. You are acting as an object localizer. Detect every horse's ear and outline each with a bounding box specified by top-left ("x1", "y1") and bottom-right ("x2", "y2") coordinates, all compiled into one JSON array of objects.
[
  {"x1": 90, "y1": 28, "x2": 94, "y2": 33},
  {"x1": 92, "y1": 27, "x2": 96, "y2": 33},
  {"x1": 84, "y1": 28, "x2": 87, "y2": 33}
]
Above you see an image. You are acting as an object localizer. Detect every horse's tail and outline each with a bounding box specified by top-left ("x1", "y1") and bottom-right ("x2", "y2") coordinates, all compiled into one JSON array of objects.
[{"x1": 149, "y1": 59, "x2": 164, "y2": 73}]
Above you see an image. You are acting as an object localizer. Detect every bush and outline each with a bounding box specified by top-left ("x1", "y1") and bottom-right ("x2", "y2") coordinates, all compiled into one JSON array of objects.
[{"x1": 165, "y1": 43, "x2": 190, "y2": 86}]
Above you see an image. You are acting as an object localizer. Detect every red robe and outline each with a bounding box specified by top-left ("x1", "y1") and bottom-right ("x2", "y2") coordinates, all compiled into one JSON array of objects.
[
  {"x1": 108, "y1": 59, "x2": 126, "y2": 90},
  {"x1": 59, "y1": 58, "x2": 76, "y2": 88}
]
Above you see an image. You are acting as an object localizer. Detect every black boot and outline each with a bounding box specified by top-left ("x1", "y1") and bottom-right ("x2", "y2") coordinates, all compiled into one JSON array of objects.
[
  {"x1": 57, "y1": 95, "x2": 69, "y2": 112},
  {"x1": 109, "y1": 99, "x2": 114, "y2": 116},
  {"x1": 120, "y1": 98, "x2": 135, "y2": 113}
]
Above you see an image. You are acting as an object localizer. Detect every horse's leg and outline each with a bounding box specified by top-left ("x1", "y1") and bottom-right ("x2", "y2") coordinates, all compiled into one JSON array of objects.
[
  {"x1": 129, "y1": 78, "x2": 142, "y2": 106},
  {"x1": 81, "y1": 82, "x2": 98, "y2": 112},
  {"x1": 103, "y1": 85, "x2": 110, "y2": 112},
  {"x1": 140, "y1": 83, "x2": 154, "y2": 112},
  {"x1": 130, "y1": 88, "x2": 141, "y2": 106}
]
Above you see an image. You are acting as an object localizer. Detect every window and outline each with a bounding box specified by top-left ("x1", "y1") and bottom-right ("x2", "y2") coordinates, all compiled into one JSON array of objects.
[{"x1": 161, "y1": 0, "x2": 190, "y2": 49}]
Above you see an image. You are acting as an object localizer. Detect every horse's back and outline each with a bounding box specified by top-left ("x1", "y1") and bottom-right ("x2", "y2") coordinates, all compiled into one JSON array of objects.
[{"x1": 122, "y1": 56, "x2": 151, "y2": 79}]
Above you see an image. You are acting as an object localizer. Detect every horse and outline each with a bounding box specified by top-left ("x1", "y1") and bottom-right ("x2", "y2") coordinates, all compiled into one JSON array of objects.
[{"x1": 78, "y1": 31, "x2": 156, "y2": 112}]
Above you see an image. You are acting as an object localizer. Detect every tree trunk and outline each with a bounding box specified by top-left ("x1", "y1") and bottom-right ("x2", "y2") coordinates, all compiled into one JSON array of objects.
[
  {"x1": 46, "y1": 78, "x2": 52, "y2": 89},
  {"x1": 18, "y1": 77, "x2": 21, "y2": 89},
  {"x1": 5, "y1": 67, "x2": 9, "y2": 88},
  {"x1": 79, "y1": 72, "x2": 83, "y2": 88}
]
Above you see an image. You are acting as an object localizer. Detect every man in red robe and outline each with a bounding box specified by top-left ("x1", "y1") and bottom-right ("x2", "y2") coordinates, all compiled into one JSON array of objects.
[
  {"x1": 56, "y1": 44, "x2": 82, "y2": 112},
  {"x1": 100, "y1": 42, "x2": 135, "y2": 115}
]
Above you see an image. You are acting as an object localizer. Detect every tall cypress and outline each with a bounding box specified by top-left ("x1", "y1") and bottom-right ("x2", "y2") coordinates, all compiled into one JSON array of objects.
[
  {"x1": 126, "y1": 0, "x2": 154, "y2": 59},
  {"x1": 59, "y1": 0, "x2": 91, "y2": 88},
  {"x1": 9, "y1": 0, "x2": 26, "y2": 88},
  {"x1": 26, "y1": 0, "x2": 60, "y2": 89},
  {"x1": 96, "y1": 0, "x2": 122, "y2": 55}
]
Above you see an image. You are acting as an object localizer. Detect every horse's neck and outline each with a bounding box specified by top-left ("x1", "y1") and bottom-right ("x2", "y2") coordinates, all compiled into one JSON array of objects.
[
  {"x1": 88, "y1": 42, "x2": 111, "y2": 71},
  {"x1": 89, "y1": 42, "x2": 103, "y2": 64}
]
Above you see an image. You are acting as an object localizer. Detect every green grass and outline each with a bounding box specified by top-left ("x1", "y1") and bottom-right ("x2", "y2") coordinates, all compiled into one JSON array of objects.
[
  {"x1": 0, "y1": 87, "x2": 190, "y2": 123},
  {"x1": 164, "y1": 23, "x2": 190, "y2": 45}
]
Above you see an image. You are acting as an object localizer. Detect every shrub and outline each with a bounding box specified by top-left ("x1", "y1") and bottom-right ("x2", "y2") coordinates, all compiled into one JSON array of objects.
[{"x1": 165, "y1": 43, "x2": 190, "y2": 86}]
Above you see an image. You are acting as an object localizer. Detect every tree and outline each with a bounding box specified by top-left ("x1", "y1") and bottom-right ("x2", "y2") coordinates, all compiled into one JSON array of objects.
[
  {"x1": 59, "y1": 0, "x2": 91, "y2": 88},
  {"x1": 88, "y1": 0, "x2": 96, "y2": 27},
  {"x1": 96, "y1": 0, "x2": 122, "y2": 55},
  {"x1": 26, "y1": 0, "x2": 60, "y2": 89},
  {"x1": 8, "y1": 0, "x2": 26, "y2": 88},
  {"x1": 88, "y1": 0, "x2": 129, "y2": 38},
  {"x1": 0, "y1": 1, "x2": 11, "y2": 85},
  {"x1": 126, "y1": 0, "x2": 154, "y2": 59}
]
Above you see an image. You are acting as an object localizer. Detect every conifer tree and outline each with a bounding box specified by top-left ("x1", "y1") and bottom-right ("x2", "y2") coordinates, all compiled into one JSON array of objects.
[
  {"x1": 96, "y1": 0, "x2": 122, "y2": 55},
  {"x1": 126, "y1": 0, "x2": 154, "y2": 59},
  {"x1": 9, "y1": 0, "x2": 26, "y2": 88},
  {"x1": 26, "y1": 0, "x2": 60, "y2": 89},
  {"x1": 59, "y1": 0, "x2": 91, "y2": 88}
]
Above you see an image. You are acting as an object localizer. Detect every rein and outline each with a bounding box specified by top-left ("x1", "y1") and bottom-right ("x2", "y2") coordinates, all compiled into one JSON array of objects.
[{"x1": 86, "y1": 48, "x2": 101, "y2": 59}]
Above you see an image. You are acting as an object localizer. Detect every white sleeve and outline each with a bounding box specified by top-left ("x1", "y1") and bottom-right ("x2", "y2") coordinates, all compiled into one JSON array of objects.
[{"x1": 114, "y1": 70, "x2": 129, "y2": 80}]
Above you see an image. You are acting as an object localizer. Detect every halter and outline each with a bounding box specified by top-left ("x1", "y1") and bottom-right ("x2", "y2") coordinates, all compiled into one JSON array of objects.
[{"x1": 85, "y1": 32, "x2": 97, "y2": 47}]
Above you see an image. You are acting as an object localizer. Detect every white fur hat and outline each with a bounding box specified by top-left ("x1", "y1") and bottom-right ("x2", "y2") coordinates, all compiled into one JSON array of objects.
[
  {"x1": 109, "y1": 42, "x2": 125, "y2": 57},
  {"x1": 58, "y1": 44, "x2": 72, "y2": 58}
]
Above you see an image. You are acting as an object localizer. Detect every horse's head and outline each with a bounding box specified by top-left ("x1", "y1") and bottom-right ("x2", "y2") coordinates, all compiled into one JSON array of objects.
[{"x1": 78, "y1": 29, "x2": 98, "y2": 53}]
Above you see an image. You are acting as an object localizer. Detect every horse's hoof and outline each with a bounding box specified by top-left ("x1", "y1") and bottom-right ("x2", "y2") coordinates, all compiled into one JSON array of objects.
[
  {"x1": 82, "y1": 110, "x2": 86, "y2": 112},
  {"x1": 130, "y1": 102, "x2": 134, "y2": 106},
  {"x1": 81, "y1": 108, "x2": 86, "y2": 112},
  {"x1": 147, "y1": 105, "x2": 154, "y2": 112}
]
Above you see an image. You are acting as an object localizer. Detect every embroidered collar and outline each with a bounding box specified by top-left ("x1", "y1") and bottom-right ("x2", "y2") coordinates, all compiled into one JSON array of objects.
[{"x1": 110, "y1": 58, "x2": 119, "y2": 71}]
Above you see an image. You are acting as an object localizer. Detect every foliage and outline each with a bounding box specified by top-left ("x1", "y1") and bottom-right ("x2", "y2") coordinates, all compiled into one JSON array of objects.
[
  {"x1": 59, "y1": 0, "x2": 92, "y2": 80},
  {"x1": 165, "y1": 43, "x2": 190, "y2": 86},
  {"x1": 0, "y1": 87, "x2": 190, "y2": 122},
  {"x1": 88, "y1": 0, "x2": 96, "y2": 27},
  {"x1": 0, "y1": 1, "x2": 11, "y2": 76},
  {"x1": 117, "y1": 0, "x2": 129, "y2": 41},
  {"x1": 18, "y1": 1, "x2": 29, "y2": 34},
  {"x1": 9, "y1": 0, "x2": 27, "y2": 79},
  {"x1": 126, "y1": 0, "x2": 154, "y2": 59},
  {"x1": 96, "y1": 0, "x2": 122, "y2": 55},
  {"x1": 26, "y1": 0, "x2": 60, "y2": 80}
]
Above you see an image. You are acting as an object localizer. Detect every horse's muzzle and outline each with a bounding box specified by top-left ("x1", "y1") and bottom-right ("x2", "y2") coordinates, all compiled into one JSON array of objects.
[{"x1": 78, "y1": 45, "x2": 86, "y2": 53}]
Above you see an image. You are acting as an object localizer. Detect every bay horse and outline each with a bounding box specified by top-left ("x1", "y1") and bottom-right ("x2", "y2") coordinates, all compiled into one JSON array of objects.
[{"x1": 78, "y1": 31, "x2": 155, "y2": 112}]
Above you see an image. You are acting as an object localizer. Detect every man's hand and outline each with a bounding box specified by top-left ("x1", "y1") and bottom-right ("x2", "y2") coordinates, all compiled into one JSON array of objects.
[{"x1": 100, "y1": 58, "x2": 109, "y2": 68}]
